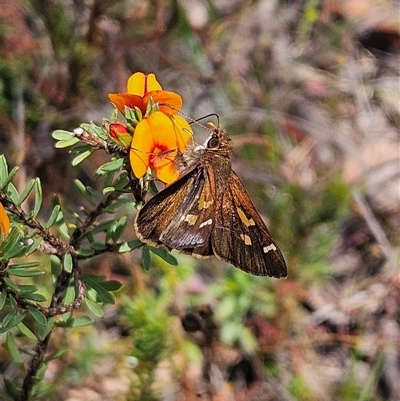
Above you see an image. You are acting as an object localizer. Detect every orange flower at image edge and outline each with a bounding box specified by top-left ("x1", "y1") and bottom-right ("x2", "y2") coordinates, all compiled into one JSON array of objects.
[
  {"x1": 108, "y1": 72, "x2": 192, "y2": 184},
  {"x1": 0, "y1": 203, "x2": 10, "y2": 237}
]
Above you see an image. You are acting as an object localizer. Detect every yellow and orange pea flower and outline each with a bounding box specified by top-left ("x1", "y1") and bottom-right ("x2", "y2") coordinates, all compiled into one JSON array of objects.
[
  {"x1": 0, "y1": 203, "x2": 10, "y2": 237},
  {"x1": 108, "y1": 72, "x2": 192, "y2": 184}
]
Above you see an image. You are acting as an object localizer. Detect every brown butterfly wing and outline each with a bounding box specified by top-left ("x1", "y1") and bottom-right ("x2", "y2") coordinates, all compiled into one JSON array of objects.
[
  {"x1": 212, "y1": 171, "x2": 287, "y2": 278},
  {"x1": 135, "y1": 166, "x2": 215, "y2": 255}
]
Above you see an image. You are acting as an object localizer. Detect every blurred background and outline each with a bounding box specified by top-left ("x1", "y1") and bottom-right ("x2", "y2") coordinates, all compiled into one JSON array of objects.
[{"x1": 0, "y1": 0, "x2": 399, "y2": 400}]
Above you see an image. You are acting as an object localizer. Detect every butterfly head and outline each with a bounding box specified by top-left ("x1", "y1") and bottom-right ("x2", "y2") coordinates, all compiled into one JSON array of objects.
[{"x1": 200, "y1": 124, "x2": 231, "y2": 156}]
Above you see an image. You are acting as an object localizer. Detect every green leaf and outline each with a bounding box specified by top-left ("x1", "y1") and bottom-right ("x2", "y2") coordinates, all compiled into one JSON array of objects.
[
  {"x1": 17, "y1": 178, "x2": 36, "y2": 206},
  {"x1": 125, "y1": 106, "x2": 141, "y2": 123},
  {"x1": 125, "y1": 239, "x2": 144, "y2": 251},
  {"x1": 84, "y1": 275, "x2": 115, "y2": 304},
  {"x1": 0, "y1": 311, "x2": 27, "y2": 333},
  {"x1": 100, "y1": 280, "x2": 122, "y2": 292},
  {"x1": 3, "y1": 245, "x2": 28, "y2": 260},
  {"x1": 16, "y1": 284, "x2": 37, "y2": 293},
  {"x1": 50, "y1": 255, "x2": 62, "y2": 278},
  {"x1": 91, "y1": 242, "x2": 107, "y2": 251},
  {"x1": 27, "y1": 307, "x2": 47, "y2": 327},
  {"x1": 0, "y1": 228, "x2": 22, "y2": 259},
  {"x1": 80, "y1": 122, "x2": 107, "y2": 140},
  {"x1": 84, "y1": 297, "x2": 104, "y2": 318},
  {"x1": 112, "y1": 172, "x2": 130, "y2": 190},
  {"x1": 64, "y1": 284, "x2": 75, "y2": 305},
  {"x1": 6, "y1": 332, "x2": 24, "y2": 366},
  {"x1": 107, "y1": 216, "x2": 127, "y2": 242},
  {"x1": 32, "y1": 178, "x2": 43, "y2": 218},
  {"x1": 52, "y1": 129, "x2": 75, "y2": 140},
  {"x1": 8, "y1": 268, "x2": 43, "y2": 277},
  {"x1": 55, "y1": 208, "x2": 70, "y2": 239},
  {"x1": 96, "y1": 158, "x2": 124, "y2": 176},
  {"x1": 64, "y1": 315, "x2": 93, "y2": 328},
  {"x1": 70, "y1": 144, "x2": 93, "y2": 154},
  {"x1": 74, "y1": 179, "x2": 98, "y2": 205},
  {"x1": 72, "y1": 150, "x2": 93, "y2": 166},
  {"x1": 0, "y1": 154, "x2": 9, "y2": 187},
  {"x1": 44, "y1": 204, "x2": 61, "y2": 229},
  {"x1": 76, "y1": 248, "x2": 95, "y2": 257},
  {"x1": 118, "y1": 241, "x2": 132, "y2": 252},
  {"x1": 149, "y1": 246, "x2": 178, "y2": 266},
  {"x1": 2, "y1": 277, "x2": 20, "y2": 291},
  {"x1": 5, "y1": 182, "x2": 19, "y2": 203},
  {"x1": 37, "y1": 318, "x2": 54, "y2": 341},
  {"x1": 63, "y1": 253, "x2": 73, "y2": 273},
  {"x1": 103, "y1": 186, "x2": 116, "y2": 194},
  {"x1": 8, "y1": 295, "x2": 17, "y2": 309},
  {"x1": 20, "y1": 292, "x2": 47, "y2": 302},
  {"x1": 104, "y1": 170, "x2": 116, "y2": 188},
  {"x1": 17, "y1": 321, "x2": 37, "y2": 341},
  {"x1": 1, "y1": 166, "x2": 19, "y2": 190},
  {"x1": 8, "y1": 261, "x2": 40, "y2": 269},
  {"x1": 142, "y1": 245, "x2": 151, "y2": 270},
  {"x1": 0, "y1": 291, "x2": 6, "y2": 309},
  {"x1": 55, "y1": 137, "x2": 80, "y2": 148}
]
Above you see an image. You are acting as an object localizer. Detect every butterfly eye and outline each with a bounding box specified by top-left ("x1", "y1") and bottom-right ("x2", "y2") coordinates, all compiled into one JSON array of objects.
[{"x1": 207, "y1": 136, "x2": 220, "y2": 149}]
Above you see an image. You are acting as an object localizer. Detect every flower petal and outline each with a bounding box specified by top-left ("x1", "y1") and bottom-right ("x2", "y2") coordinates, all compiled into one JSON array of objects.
[
  {"x1": 127, "y1": 72, "x2": 162, "y2": 96},
  {"x1": 145, "y1": 91, "x2": 183, "y2": 114},
  {"x1": 0, "y1": 203, "x2": 10, "y2": 236},
  {"x1": 152, "y1": 153, "x2": 180, "y2": 183},
  {"x1": 170, "y1": 115, "x2": 193, "y2": 150},
  {"x1": 130, "y1": 112, "x2": 192, "y2": 183},
  {"x1": 108, "y1": 93, "x2": 146, "y2": 115},
  {"x1": 130, "y1": 119, "x2": 154, "y2": 178},
  {"x1": 150, "y1": 113, "x2": 192, "y2": 153}
]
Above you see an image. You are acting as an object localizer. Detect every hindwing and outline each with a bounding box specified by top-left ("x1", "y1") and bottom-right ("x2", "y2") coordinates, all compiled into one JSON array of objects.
[{"x1": 212, "y1": 171, "x2": 287, "y2": 278}]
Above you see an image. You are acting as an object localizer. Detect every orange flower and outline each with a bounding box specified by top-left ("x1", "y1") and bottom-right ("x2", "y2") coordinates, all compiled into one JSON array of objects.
[
  {"x1": 108, "y1": 72, "x2": 182, "y2": 116},
  {"x1": 130, "y1": 111, "x2": 192, "y2": 183},
  {"x1": 0, "y1": 203, "x2": 10, "y2": 237},
  {"x1": 108, "y1": 72, "x2": 192, "y2": 184}
]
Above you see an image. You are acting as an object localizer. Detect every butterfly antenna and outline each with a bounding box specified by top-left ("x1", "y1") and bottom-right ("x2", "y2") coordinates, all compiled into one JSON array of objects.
[
  {"x1": 160, "y1": 104, "x2": 218, "y2": 134},
  {"x1": 194, "y1": 113, "x2": 220, "y2": 128}
]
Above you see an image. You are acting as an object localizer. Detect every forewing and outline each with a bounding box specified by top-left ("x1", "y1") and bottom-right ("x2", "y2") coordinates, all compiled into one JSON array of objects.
[
  {"x1": 159, "y1": 166, "x2": 216, "y2": 252},
  {"x1": 135, "y1": 165, "x2": 215, "y2": 254},
  {"x1": 134, "y1": 171, "x2": 198, "y2": 246},
  {"x1": 213, "y1": 171, "x2": 287, "y2": 278}
]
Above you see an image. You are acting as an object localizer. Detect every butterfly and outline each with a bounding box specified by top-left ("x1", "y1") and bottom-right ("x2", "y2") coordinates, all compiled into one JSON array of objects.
[{"x1": 134, "y1": 126, "x2": 287, "y2": 277}]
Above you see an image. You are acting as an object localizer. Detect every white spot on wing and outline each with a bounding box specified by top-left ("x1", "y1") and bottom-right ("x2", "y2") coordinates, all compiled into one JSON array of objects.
[
  {"x1": 199, "y1": 218, "x2": 213, "y2": 228},
  {"x1": 263, "y1": 244, "x2": 277, "y2": 253}
]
